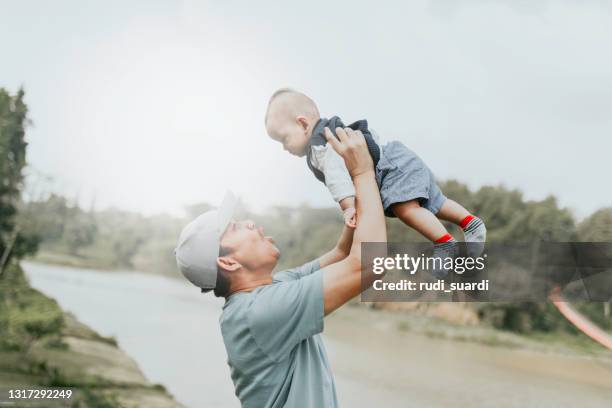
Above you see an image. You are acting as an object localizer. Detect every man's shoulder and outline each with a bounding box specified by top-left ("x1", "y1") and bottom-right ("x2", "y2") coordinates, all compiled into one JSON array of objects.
[
  {"x1": 220, "y1": 292, "x2": 251, "y2": 325},
  {"x1": 222, "y1": 260, "x2": 322, "y2": 325}
]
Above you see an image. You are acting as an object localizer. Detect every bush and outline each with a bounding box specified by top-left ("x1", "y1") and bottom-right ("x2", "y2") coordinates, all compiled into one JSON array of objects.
[
  {"x1": 478, "y1": 302, "x2": 575, "y2": 334},
  {"x1": 0, "y1": 264, "x2": 64, "y2": 351}
]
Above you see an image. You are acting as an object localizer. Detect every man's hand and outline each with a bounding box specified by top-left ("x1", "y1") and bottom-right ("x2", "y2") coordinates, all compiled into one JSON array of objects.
[{"x1": 324, "y1": 127, "x2": 373, "y2": 178}]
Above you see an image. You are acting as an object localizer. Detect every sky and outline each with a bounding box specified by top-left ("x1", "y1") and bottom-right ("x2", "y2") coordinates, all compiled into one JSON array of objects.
[{"x1": 1, "y1": 0, "x2": 611, "y2": 218}]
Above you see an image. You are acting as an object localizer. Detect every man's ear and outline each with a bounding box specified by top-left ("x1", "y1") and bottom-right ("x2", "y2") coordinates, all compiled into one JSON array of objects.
[
  {"x1": 217, "y1": 256, "x2": 241, "y2": 272},
  {"x1": 296, "y1": 115, "x2": 309, "y2": 132}
]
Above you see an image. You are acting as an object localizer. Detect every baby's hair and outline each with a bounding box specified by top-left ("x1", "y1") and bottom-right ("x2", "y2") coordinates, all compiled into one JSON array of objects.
[{"x1": 264, "y1": 88, "x2": 320, "y2": 125}]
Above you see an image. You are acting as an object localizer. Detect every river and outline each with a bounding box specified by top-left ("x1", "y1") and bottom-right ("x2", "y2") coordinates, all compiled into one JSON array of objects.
[{"x1": 22, "y1": 262, "x2": 612, "y2": 408}]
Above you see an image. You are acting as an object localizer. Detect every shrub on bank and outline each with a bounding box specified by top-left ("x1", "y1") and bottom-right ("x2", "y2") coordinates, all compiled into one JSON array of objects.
[{"x1": 0, "y1": 263, "x2": 64, "y2": 351}]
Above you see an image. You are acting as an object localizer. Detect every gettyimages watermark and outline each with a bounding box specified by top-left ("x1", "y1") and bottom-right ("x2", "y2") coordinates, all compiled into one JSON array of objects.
[{"x1": 361, "y1": 242, "x2": 612, "y2": 302}]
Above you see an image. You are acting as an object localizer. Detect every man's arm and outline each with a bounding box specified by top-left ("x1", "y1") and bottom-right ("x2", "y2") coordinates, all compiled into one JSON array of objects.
[
  {"x1": 317, "y1": 224, "x2": 354, "y2": 268},
  {"x1": 321, "y1": 127, "x2": 386, "y2": 316}
]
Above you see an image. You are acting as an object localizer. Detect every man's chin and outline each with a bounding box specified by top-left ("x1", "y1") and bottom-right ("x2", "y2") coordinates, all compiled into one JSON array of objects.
[
  {"x1": 265, "y1": 237, "x2": 281, "y2": 259},
  {"x1": 272, "y1": 245, "x2": 281, "y2": 259}
]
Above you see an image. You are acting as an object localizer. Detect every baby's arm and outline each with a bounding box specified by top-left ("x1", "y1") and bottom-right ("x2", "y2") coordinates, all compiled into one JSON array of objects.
[{"x1": 318, "y1": 143, "x2": 357, "y2": 228}]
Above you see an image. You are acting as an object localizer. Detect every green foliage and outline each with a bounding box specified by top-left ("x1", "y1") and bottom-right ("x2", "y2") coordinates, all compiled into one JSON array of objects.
[
  {"x1": 81, "y1": 389, "x2": 122, "y2": 408},
  {"x1": 0, "y1": 264, "x2": 65, "y2": 351},
  {"x1": 441, "y1": 181, "x2": 578, "y2": 242},
  {"x1": 0, "y1": 87, "x2": 38, "y2": 262},
  {"x1": 0, "y1": 88, "x2": 28, "y2": 211},
  {"x1": 18, "y1": 194, "x2": 70, "y2": 241},
  {"x1": 24, "y1": 196, "x2": 183, "y2": 272},
  {"x1": 578, "y1": 207, "x2": 612, "y2": 241},
  {"x1": 478, "y1": 302, "x2": 575, "y2": 334}
]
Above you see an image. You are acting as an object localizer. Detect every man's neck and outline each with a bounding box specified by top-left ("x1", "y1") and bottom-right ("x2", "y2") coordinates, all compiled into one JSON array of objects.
[{"x1": 227, "y1": 276, "x2": 274, "y2": 297}]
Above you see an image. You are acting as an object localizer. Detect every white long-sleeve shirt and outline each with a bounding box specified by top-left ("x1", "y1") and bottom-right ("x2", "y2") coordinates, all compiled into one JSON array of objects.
[{"x1": 309, "y1": 128, "x2": 382, "y2": 203}]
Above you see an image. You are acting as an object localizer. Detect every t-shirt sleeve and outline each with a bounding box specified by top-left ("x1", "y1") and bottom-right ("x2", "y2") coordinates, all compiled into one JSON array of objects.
[{"x1": 248, "y1": 270, "x2": 324, "y2": 362}]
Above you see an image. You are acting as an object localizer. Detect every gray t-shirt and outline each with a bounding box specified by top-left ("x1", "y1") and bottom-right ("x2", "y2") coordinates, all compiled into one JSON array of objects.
[{"x1": 220, "y1": 260, "x2": 338, "y2": 408}]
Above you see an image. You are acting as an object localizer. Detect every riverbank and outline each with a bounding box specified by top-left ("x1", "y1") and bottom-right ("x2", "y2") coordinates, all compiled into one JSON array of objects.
[
  {"x1": 0, "y1": 263, "x2": 183, "y2": 408},
  {"x1": 21, "y1": 261, "x2": 612, "y2": 407},
  {"x1": 29, "y1": 251, "x2": 612, "y2": 357},
  {"x1": 29, "y1": 250, "x2": 132, "y2": 273}
]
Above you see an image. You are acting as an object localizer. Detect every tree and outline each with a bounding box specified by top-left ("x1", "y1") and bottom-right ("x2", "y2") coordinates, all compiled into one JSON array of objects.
[
  {"x1": 0, "y1": 87, "x2": 38, "y2": 268},
  {"x1": 63, "y1": 211, "x2": 97, "y2": 256},
  {"x1": 578, "y1": 208, "x2": 612, "y2": 241},
  {"x1": 17, "y1": 193, "x2": 69, "y2": 244}
]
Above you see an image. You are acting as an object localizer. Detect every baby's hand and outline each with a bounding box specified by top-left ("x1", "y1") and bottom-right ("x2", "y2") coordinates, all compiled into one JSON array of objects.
[{"x1": 343, "y1": 207, "x2": 357, "y2": 229}]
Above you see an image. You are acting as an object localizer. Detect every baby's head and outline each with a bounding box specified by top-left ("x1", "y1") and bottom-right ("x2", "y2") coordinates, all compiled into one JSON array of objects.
[{"x1": 265, "y1": 88, "x2": 320, "y2": 157}]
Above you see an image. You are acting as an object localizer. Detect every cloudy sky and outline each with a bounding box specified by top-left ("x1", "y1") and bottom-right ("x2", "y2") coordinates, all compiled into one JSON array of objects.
[{"x1": 2, "y1": 0, "x2": 611, "y2": 218}]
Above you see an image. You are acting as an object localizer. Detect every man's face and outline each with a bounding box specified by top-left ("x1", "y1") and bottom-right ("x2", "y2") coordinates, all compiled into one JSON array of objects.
[
  {"x1": 266, "y1": 116, "x2": 310, "y2": 157},
  {"x1": 219, "y1": 220, "x2": 280, "y2": 271}
]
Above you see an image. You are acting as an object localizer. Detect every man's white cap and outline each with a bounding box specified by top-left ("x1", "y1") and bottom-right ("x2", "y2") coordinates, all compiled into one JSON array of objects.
[{"x1": 174, "y1": 192, "x2": 238, "y2": 293}]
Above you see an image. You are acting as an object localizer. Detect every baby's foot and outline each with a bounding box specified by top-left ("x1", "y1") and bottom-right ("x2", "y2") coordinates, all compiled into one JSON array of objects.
[
  {"x1": 462, "y1": 216, "x2": 486, "y2": 258},
  {"x1": 432, "y1": 239, "x2": 458, "y2": 278}
]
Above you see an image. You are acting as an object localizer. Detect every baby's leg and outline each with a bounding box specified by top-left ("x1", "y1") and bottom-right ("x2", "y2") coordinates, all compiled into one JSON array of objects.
[
  {"x1": 392, "y1": 200, "x2": 457, "y2": 277},
  {"x1": 436, "y1": 199, "x2": 470, "y2": 224},
  {"x1": 437, "y1": 199, "x2": 487, "y2": 257},
  {"x1": 392, "y1": 200, "x2": 447, "y2": 241}
]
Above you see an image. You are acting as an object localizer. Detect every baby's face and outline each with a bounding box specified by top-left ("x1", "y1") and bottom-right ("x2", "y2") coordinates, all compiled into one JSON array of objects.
[{"x1": 266, "y1": 117, "x2": 310, "y2": 157}]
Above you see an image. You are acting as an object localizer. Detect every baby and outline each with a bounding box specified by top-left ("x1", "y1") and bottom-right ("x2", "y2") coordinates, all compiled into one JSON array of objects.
[{"x1": 265, "y1": 89, "x2": 486, "y2": 276}]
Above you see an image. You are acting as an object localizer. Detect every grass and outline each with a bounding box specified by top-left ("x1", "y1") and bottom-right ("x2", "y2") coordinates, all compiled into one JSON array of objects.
[{"x1": 0, "y1": 262, "x2": 64, "y2": 352}]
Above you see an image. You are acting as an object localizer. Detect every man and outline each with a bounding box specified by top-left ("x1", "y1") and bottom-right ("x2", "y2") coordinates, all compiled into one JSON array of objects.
[{"x1": 175, "y1": 127, "x2": 386, "y2": 407}]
